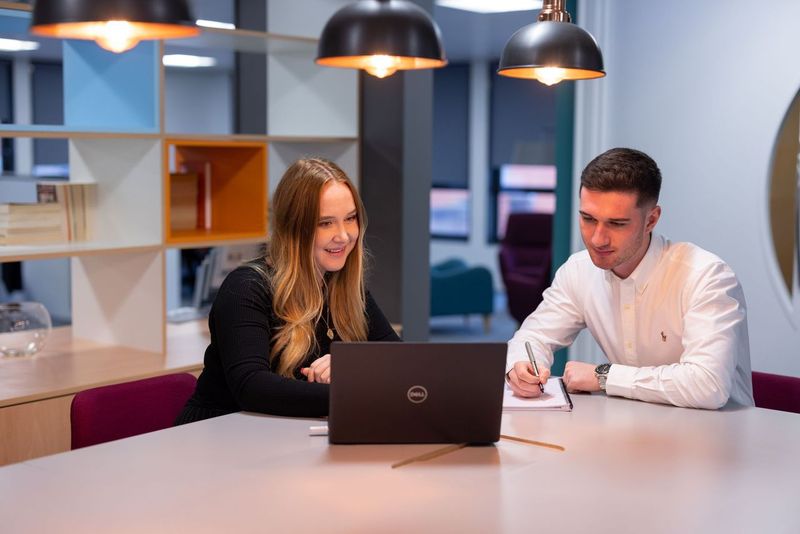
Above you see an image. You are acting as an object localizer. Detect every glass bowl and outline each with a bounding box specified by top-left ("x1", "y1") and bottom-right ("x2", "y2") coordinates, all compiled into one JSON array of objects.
[{"x1": 0, "y1": 302, "x2": 52, "y2": 357}]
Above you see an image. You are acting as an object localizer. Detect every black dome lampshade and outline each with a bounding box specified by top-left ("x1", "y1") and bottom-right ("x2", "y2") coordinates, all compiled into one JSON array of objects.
[
  {"x1": 316, "y1": 0, "x2": 447, "y2": 79},
  {"x1": 31, "y1": 0, "x2": 200, "y2": 54},
  {"x1": 498, "y1": 0, "x2": 604, "y2": 86}
]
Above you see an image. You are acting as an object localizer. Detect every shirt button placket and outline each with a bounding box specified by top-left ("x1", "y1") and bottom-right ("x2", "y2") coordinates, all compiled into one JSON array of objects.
[{"x1": 621, "y1": 280, "x2": 636, "y2": 365}]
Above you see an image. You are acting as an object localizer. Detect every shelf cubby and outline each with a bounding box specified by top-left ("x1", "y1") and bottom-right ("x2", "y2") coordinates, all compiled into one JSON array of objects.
[
  {"x1": 164, "y1": 140, "x2": 268, "y2": 245},
  {"x1": 69, "y1": 137, "x2": 163, "y2": 247},
  {"x1": 63, "y1": 41, "x2": 159, "y2": 132},
  {"x1": 268, "y1": 140, "x2": 359, "y2": 196},
  {"x1": 267, "y1": 52, "x2": 358, "y2": 138},
  {"x1": 71, "y1": 249, "x2": 165, "y2": 353}
]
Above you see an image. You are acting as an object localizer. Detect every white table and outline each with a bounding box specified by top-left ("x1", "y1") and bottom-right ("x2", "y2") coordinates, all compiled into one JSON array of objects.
[{"x1": 2, "y1": 394, "x2": 799, "y2": 533}]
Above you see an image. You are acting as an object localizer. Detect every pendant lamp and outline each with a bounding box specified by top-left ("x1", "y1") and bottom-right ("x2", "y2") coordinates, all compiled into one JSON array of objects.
[
  {"x1": 31, "y1": 0, "x2": 199, "y2": 54},
  {"x1": 316, "y1": 0, "x2": 446, "y2": 79},
  {"x1": 498, "y1": 0, "x2": 604, "y2": 86}
]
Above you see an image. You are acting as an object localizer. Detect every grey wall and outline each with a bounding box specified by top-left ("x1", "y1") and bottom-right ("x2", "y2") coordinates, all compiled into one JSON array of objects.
[{"x1": 573, "y1": 0, "x2": 800, "y2": 376}]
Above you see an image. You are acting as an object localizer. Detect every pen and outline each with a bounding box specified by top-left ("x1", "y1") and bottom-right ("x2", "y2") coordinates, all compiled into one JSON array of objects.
[{"x1": 525, "y1": 341, "x2": 545, "y2": 393}]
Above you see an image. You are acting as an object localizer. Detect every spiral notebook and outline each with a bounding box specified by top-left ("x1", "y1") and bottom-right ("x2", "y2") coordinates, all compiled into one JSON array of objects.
[{"x1": 503, "y1": 377, "x2": 573, "y2": 411}]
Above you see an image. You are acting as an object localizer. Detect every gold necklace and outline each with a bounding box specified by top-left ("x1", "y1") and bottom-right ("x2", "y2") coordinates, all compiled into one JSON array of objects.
[{"x1": 323, "y1": 305, "x2": 334, "y2": 340}]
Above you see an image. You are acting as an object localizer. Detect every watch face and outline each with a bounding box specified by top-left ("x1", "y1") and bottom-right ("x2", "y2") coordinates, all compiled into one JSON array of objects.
[{"x1": 595, "y1": 363, "x2": 611, "y2": 375}]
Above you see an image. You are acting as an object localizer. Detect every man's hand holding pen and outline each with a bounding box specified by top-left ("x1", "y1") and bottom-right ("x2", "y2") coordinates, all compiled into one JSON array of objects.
[{"x1": 507, "y1": 361, "x2": 551, "y2": 398}]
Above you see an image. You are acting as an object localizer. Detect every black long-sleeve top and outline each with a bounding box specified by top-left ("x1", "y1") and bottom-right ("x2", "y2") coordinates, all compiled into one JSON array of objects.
[{"x1": 177, "y1": 264, "x2": 400, "y2": 423}]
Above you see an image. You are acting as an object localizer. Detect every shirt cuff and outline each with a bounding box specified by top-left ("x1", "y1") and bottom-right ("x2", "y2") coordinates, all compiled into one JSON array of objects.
[{"x1": 605, "y1": 364, "x2": 637, "y2": 398}]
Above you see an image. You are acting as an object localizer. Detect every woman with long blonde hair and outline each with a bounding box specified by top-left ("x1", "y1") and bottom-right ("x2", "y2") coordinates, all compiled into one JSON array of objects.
[{"x1": 176, "y1": 158, "x2": 399, "y2": 423}]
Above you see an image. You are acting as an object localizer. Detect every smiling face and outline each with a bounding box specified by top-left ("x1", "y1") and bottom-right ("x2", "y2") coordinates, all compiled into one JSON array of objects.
[
  {"x1": 314, "y1": 181, "x2": 359, "y2": 275},
  {"x1": 578, "y1": 188, "x2": 661, "y2": 279}
]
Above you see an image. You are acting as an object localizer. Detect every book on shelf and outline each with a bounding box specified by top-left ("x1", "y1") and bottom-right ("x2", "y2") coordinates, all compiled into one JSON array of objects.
[
  {"x1": 36, "y1": 181, "x2": 96, "y2": 242},
  {"x1": 0, "y1": 202, "x2": 63, "y2": 215},
  {"x1": 0, "y1": 202, "x2": 66, "y2": 244},
  {"x1": 179, "y1": 161, "x2": 212, "y2": 230},
  {"x1": 169, "y1": 172, "x2": 199, "y2": 231}
]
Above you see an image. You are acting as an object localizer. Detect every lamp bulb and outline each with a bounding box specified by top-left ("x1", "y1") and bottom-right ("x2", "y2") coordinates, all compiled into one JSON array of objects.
[
  {"x1": 536, "y1": 67, "x2": 566, "y2": 86},
  {"x1": 93, "y1": 21, "x2": 140, "y2": 53},
  {"x1": 364, "y1": 55, "x2": 400, "y2": 79}
]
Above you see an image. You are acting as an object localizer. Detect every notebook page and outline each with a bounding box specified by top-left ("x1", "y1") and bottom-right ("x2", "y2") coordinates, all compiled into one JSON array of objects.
[{"x1": 503, "y1": 377, "x2": 572, "y2": 411}]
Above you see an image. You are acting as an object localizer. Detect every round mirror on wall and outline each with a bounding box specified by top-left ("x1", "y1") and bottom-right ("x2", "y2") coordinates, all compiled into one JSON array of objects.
[{"x1": 769, "y1": 90, "x2": 800, "y2": 302}]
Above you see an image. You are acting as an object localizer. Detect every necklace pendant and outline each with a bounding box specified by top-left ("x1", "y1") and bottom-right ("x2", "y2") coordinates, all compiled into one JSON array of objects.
[{"x1": 327, "y1": 328, "x2": 334, "y2": 340}]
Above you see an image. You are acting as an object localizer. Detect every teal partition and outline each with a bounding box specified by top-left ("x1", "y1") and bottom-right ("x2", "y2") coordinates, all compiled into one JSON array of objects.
[
  {"x1": 549, "y1": 0, "x2": 579, "y2": 377},
  {"x1": 63, "y1": 40, "x2": 159, "y2": 132}
]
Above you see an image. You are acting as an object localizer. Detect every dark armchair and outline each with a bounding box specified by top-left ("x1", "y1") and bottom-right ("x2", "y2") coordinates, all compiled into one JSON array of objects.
[
  {"x1": 430, "y1": 258, "x2": 494, "y2": 332},
  {"x1": 498, "y1": 213, "x2": 553, "y2": 325},
  {"x1": 752, "y1": 371, "x2": 800, "y2": 414}
]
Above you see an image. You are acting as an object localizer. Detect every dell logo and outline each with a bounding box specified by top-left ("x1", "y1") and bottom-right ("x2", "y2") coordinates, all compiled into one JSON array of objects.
[{"x1": 407, "y1": 385, "x2": 428, "y2": 404}]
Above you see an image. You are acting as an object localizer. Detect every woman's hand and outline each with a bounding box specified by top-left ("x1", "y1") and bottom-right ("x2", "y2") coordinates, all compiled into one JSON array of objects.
[{"x1": 301, "y1": 354, "x2": 331, "y2": 384}]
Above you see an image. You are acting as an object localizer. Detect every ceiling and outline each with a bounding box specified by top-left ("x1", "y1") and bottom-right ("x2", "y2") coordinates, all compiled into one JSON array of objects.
[
  {"x1": 0, "y1": 3, "x2": 537, "y2": 68},
  {"x1": 434, "y1": 5, "x2": 538, "y2": 63}
]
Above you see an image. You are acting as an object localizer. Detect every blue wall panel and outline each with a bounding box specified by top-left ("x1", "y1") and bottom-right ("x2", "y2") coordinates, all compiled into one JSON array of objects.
[
  {"x1": 63, "y1": 40, "x2": 158, "y2": 131},
  {"x1": 0, "y1": 8, "x2": 31, "y2": 34}
]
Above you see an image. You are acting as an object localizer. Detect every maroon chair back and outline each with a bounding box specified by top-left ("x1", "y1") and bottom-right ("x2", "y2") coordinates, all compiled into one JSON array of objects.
[
  {"x1": 752, "y1": 371, "x2": 800, "y2": 414},
  {"x1": 503, "y1": 212, "x2": 553, "y2": 248},
  {"x1": 70, "y1": 373, "x2": 197, "y2": 449},
  {"x1": 498, "y1": 213, "x2": 553, "y2": 324}
]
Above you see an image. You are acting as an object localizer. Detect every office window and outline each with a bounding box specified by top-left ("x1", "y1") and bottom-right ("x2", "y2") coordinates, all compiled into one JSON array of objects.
[
  {"x1": 492, "y1": 164, "x2": 556, "y2": 240},
  {"x1": 431, "y1": 63, "x2": 470, "y2": 240},
  {"x1": 430, "y1": 187, "x2": 470, "y2": 238}
]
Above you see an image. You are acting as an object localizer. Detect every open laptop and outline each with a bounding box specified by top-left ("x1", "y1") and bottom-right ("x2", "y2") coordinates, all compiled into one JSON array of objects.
[{"x1": 328, "y1": 342, "x2": 507, "y2": 444}]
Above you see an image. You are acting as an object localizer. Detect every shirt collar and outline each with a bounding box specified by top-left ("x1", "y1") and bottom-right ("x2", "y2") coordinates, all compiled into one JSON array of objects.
[{"x1": 604, "y1": 233, "x2": 664, "y2": 293}]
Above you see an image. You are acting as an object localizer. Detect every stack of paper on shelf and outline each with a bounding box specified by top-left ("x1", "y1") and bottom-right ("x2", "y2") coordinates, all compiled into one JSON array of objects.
[
  {"x1": 169, "y1": 172, "x2": 199, "y2": 231},
  {"x1": 0, "y1": 203, "x2": 66, "y2": 244},
  {"x1": 35, "y1": 182, "x2": 97, "y2": 242}
]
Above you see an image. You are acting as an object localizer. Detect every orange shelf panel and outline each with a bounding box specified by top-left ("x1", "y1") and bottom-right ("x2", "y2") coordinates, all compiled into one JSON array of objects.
[
  {"x1": 164, "y1": 140, "x2": 268, "y2": 243},
  {"x1": 165, "y1": 229, "x2": 267, "y2": 246}
]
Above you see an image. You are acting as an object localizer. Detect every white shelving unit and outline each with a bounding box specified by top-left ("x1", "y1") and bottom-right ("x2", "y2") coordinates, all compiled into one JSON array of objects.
[{"x1": 0, "y1": 0, "x2": 359, "y2": 465}]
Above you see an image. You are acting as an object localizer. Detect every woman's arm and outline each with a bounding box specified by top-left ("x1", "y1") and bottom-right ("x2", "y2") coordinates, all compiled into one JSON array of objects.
[{"x1": 212, "y1": 267, "x2": 329, "y2": 417}]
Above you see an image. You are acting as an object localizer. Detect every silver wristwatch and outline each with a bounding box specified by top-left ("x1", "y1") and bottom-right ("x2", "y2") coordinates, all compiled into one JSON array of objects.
[{"x1": 595, "y1": 363, "x2": 612, "y2": 391}]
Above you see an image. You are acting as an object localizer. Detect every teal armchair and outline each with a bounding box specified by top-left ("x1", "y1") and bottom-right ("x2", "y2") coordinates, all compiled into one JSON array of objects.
[{"x1": 430, "y1": 258, "x2": 494, "y2": 332}]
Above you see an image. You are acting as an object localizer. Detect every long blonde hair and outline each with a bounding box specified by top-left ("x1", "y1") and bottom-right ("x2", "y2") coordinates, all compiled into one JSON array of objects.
[{"x1": 254, "y1": 158, "x2": 368, "y2": 377}]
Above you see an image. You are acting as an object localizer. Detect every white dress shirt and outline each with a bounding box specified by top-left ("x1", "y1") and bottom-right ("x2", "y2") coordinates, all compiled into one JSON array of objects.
[{"x1": 507, "y1": 234, "x2": 753, "y2": 409}]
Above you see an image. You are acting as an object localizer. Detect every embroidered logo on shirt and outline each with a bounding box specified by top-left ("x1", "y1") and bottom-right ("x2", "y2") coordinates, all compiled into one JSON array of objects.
[{"x1": 660, "y1": 331, "x2": 667, "y2": 342}]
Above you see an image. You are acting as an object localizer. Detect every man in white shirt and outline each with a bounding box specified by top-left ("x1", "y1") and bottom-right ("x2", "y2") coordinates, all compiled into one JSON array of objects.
[{"x1": 506, "y1": 148, "x2": 753, "y2": 409}]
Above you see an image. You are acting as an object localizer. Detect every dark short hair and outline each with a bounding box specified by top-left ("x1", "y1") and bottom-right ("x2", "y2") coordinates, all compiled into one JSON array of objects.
[{"x1": 580, "y1": 148, "x2": 661, "y2": 206}]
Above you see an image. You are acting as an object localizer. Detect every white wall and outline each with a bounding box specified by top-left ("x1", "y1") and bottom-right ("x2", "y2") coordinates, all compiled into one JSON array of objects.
[
  {"x1": 430, "y1": 61, "x2": 503, "y2": 290},
  {"x1": 574, "y1": 0, "x2": 800, "y2": 376}
]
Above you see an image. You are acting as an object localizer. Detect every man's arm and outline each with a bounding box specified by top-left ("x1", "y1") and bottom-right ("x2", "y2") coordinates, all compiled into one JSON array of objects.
[
  {"x1": 507, "y1": 260, "x2": 587, "y2": 374},
  {"x1": 605, "y1": 262, "x2": 748, "y2": 409}
]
